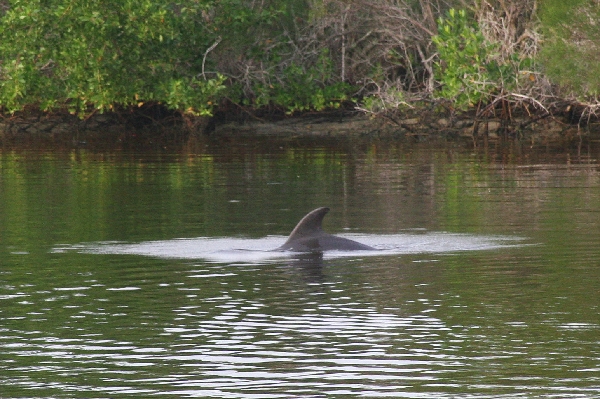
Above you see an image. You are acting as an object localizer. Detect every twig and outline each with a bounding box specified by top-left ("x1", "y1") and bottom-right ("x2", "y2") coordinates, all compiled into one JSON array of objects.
[{"x1": 202, "y1": 36, "x2": 222, "y2": 80}]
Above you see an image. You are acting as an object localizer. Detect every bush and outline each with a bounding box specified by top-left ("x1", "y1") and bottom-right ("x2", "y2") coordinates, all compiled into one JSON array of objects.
[
  {"x1": 432, "y1": 8, "x2": 516, "y2": 110},
  {"x1": 0, "y1": 0, "x2": 225, "y2": 116},
  {"x1": 251, "y1": 50, "x2": 352, "y2": 114},
  {"x1": 538, "y1": 0, "x2": 600, "y2": 98},
  {"x1": 0, "y1": 0, "x2": 582, "y2": 121}
]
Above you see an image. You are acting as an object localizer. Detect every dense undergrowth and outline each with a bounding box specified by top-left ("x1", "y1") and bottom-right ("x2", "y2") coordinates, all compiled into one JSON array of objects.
[{"x1": 0, "y1": 0, "x2": 598, "y2": 126}]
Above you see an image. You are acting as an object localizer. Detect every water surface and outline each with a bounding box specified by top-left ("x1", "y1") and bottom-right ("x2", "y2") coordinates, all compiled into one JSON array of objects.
[{"x1": 1, "y1": 138, "x2": 599, "y2": 398}]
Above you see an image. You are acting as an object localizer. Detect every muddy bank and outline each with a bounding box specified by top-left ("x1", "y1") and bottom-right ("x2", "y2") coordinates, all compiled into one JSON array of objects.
[
  {"x1": 1, "y1": 108, "x2": 599, "y2": 150},
  {"x1": 0, "y1": 110, "x2": 190, "y2": 150},
  {"x1": 212, "y1": 111, "x2": 600, "y2": 143}
]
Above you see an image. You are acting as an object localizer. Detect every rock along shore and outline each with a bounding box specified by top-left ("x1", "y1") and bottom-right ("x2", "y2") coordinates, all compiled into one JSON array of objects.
[{"x1": 1, "y1": 108, "x2": 599, "y2": 149}]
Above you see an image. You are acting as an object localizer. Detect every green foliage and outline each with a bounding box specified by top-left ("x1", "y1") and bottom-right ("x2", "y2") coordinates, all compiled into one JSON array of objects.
[
  {"x1": 432, "y1": 8, "x2": 516, "y2": 109},
  {"x1": 252, "y1": 50, "x2": 352, "y2": 114},
  {"x1": 538, "y1": 0, "x2": 600, "y2": 97},
  {"x1": 159, "y1": 75, "x2": 226, "y2": 117},
  {"x1": 0, "y1": 0, "x2": 225, "y2": 116},
  {"x1": 0, "y1": 1, "x2": 548, "y2": 118}
]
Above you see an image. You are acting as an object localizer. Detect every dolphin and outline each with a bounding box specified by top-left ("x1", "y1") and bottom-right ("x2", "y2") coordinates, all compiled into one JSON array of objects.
[{"x1": 277, "y1": 207, "x2": 376, "y2": 252}]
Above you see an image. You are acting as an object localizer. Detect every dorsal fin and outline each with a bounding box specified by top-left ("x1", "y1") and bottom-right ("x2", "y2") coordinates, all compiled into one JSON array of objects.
[{"x1": 284, "y1": 207, "x2": 329, "y2": 243}]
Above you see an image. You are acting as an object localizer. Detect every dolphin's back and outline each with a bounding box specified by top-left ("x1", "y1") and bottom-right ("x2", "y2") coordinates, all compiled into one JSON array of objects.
[{"x1": 278, "y1": 207, "x2": 375, "y2": 252}]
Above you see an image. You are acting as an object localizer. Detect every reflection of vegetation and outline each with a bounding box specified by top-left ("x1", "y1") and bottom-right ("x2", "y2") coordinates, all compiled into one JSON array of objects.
[
  {"x1": 2, "y1": 147, "x2": 598, "y2": 398},
  {"x1": 0, "y1": 148, "x2": 354, "y2": 248},
  {"x1": 438, "y1": 164, "x2": 483, "y2": 230},
  {"x1": 2, "y1": 147, "x2": 599, "y2": 252},
  {"x1": 435, "y1": 156, "x2": 600, "y2": 242}
]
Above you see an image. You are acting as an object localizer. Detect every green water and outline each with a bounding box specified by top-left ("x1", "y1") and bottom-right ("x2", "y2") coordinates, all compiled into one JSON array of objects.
[{"x1": 1, "y1": 138, "x2": 599, "y2": 398}]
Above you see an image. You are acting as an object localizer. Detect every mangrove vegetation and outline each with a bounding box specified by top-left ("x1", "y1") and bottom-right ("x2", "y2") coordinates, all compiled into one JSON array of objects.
[{"x1": 0, "y1": 0, "x2": 599, "y2": 128}]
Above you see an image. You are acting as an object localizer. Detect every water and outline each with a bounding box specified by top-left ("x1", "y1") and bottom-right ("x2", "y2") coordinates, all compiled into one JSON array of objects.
[{"x1": 1, "y1": 138, "x2": 599, "y2": 398}]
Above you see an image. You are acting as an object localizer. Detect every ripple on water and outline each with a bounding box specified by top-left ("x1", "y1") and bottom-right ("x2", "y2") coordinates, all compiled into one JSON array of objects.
[
  {"x1": 150, "y1": 288, "x2": 464, "y2": 398},
  {"x1": 51, "y1": 232, "x2": 530, "y2": 264},
  {"x1": 4, "y1": 230, "x2": 597, "y2": 398}
]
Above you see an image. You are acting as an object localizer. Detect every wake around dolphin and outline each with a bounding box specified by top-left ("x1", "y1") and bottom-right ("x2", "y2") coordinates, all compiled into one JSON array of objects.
[
  {"x1": 277, "y1": 207, "x2": 376, "y2": 252},
  {"x1": 51, "y1": 206, "x2": 528, "y2": 261}
]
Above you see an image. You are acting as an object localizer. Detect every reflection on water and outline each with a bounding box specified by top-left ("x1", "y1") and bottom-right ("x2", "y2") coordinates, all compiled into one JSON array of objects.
[
  {"x1": 1, "y1": 139, "x2": 600, "y2": 397},
  {"x1": 2, "y1": 252, "x2": 598, "y2": 398},
  {"x1": 0, "y1": 256, "x2": 465, "y2": 397}
]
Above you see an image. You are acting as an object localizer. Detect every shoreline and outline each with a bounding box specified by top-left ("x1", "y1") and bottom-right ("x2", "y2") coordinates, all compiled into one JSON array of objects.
[{"x1": 1, "y1": 108, "x2": 599, "y2": 151}]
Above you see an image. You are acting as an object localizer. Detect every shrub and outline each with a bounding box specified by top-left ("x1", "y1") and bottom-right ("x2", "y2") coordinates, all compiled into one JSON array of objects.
[
  {"x1": 0, "y1": 0, "x2": 225, "y2": 116},
  {"x1": 251, "y1": 49, "x2": 353, "y2": 114},
  {"x1": 538, "y1": 0, "x2": 600, "y2": 98},
  {"x1": 432, "y1": 9, "x2": 516, "y2": 110}
]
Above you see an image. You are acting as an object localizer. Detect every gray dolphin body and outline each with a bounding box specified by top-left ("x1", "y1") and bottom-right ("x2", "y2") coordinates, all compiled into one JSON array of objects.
[{"x1": 277, "y1": 207, "x2": 376, "y2": 252}]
